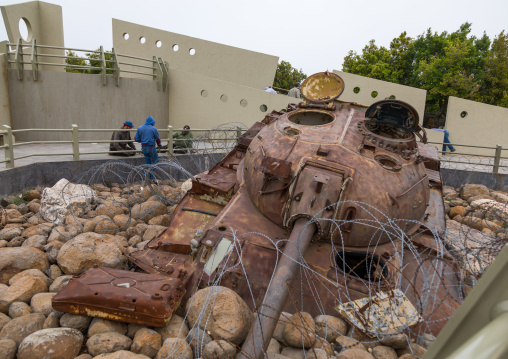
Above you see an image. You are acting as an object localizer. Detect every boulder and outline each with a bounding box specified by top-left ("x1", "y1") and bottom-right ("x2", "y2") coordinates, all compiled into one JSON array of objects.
[
  {"x1": 148, "y1": 214, "x2": 171, "y2": 226},
  {"x1": 143, "y1": 225, "x2": 167, "y2": 242},
  {"x1": 27, "y1": 201, "x2": 41, "y2": 214},
  {"x1": 132, "y1": 201, "x2": 167, "y2": 222},
  {"x1": 273, "y1": 312, "x2": 292, "y2": 345},
  {"x1": 0, "y1": 312, "x2": 45, "y2": 346},
  {"x1": 203, "y1": 340, "x2": 237, "y2": 359},
  {"x1": 315, "y1": 315, "x2": 347, "y2": 342},
  {"x1": 397, "y1": 343, "x2": 427, "y2": 358},
  {"x1": 21, "y1": 235, "x2": 47, "y2": 251},
  {"x1": 281, "y1": 347, "x2": 305, "y2": 359},
  {"x1": 9, "y1": 268, "x2": 52, "y2": 287},
  {"x1": 0, "y1": 227, "x2": 22, "y2": 241},
  {"x1": 17, "y1": 327, "x2": 83, "y2": 359},
  {"x1": 336, "y1": 349, "x2": 375, "y2": 359},
  {"x1": 83, "y1": 220, "x2": 97, "y2": 232},
  {"x1": 155, "y1": 338, "x2": 193, "y2": 359},
  {"x1": 86, "y1": 332, "x2": 132, "y2": 356},
  {"x1": 185, "y1": 286, "x2": 252, "y2": 344},
  {"x1": 6, "y1": 236, "x2": 24, "y2": 247},
  {"x1": 47, "y1": 264, "x2": 62, "y2": 280},
  {"x1": 0, "y1": 276, "x2": 48, "y2": 313},
  {"x1": 40, "y1": 179, "x2": 95, "y2": 225},
  {"x1": 449, "y1": 206, "x2": 467, "y2": 219},
  {"x1": 156, "y1": 314, "x2": 189, "y2": 341},
  {"x1": 8, "y1": 302, "x2": 31, "y2": 318},
  {"x1": 0, "y1": 339, "x2": 16, "y2": 359},
  {"x1": 60, "y1": 313, "x2": 92, "y2": 333},
  {"x1": 416, "y1": 333, "x2": 435, "y2": 349},
  {"x1": 95, "y1": 351, "x2": 150, "y2": 359},
  {"x1": 0, "y1": 313, "x2": 10, "y2": 331},
  {"x1": 283, "y1": 312, "x2": 316, "y2": 348},
  {"x1": 371, "y1": 345, "x2": 398, "y2": 359},
  {"x1": 22, "y1": 223, "x2": 53, "y2": 238},
  {"x1": 49, "y1": 275, "x2": 73, "y2": 292},
  {"x1": 88, "y1": 317, "x2": 128, "y2": 337},
  {"x1": 94, "y1": 220, "x2": 120, "y2": 234},
  {"x1": 126, "y1": 323, "x2": 146, "y2": 339},
  {"x1": 379, "y1": 332, "x2": 409, "y2": 349},
  {"x1": 0, "y1": 247, "x2": 49, "y2": 284},
  {"x1": 187, "y1": 327, "x2": 212, "y2": 351},
  {"x1": 491, "y1": 192, "x2": 508, "y2": 204},
  {"x1": 306, "y1": 348, "x2": 332, "y2": 359},
  {"x1": 24, "y1": 190, "x2": 41, "y2": 201},
  {"x1": 267, "y1": 338, "x2": 281, "y2": 354},
  {"x1": 131, "y1": 328, "x2": 162, "y2": 358},
  {"x1": 57, "y1": 232, "x2": 127, "y2": 275},
  {"x1": 43, "y1": 311, "x2": 60, "y2": 329},
  {"x1": 311, "y1": 337, "x2": 334, "y2": 356},
  {"x1": 44, "y1": 240, "x2": 64, "y2": 264},
  {"x1": 96, "y1": 203, "x2": 125, "y2": 219},
  {"x1": 30, "y1": 292, "x2": 56, "y2": 316},
  {"x1": 460, "y1": 184, "x2": 490, "y2": 201}
]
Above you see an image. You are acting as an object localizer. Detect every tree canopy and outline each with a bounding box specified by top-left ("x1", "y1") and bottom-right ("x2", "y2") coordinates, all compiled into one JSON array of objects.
[
  {"x1": 342, "y1": 23, "x2": 507, "y2": 126},
  {"x1": 65, "y1": 49, "x2": 114, "y2": 75},
  {"x1": 273, "y1": 61, "x2": 307, "y2": 92}
]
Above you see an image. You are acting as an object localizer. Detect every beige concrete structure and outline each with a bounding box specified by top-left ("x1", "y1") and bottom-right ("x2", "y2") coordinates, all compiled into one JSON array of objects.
[
  {"x1": 112, "y1": 19, "x2": 278, "y2": 89},
  {"x1": 333, "y1": 70, "x2": 427, "y2": 121},
  {"x1": 167, "y1": 68, "x2": 298, "y2": 130},
  {"x1": 445, "y1": 96, "x2": 508, "y2": 156},
  {"x1": 7, "y1": 69, "x2": 168, "y2": 141},
  {"x1": 1, "y1": 1, "x2": 65, "y2": 71},
  {"x1": 0, "y1": 52, "x2": 12, "y2": 129}
]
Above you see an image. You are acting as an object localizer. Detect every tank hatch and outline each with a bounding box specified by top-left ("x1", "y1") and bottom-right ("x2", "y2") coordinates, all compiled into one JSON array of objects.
[{"x1": 301, "y1": 71, "x2": 345, "y2": 106}]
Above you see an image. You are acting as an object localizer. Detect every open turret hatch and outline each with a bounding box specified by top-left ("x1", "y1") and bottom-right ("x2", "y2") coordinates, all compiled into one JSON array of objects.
[{"x1": 300, "y1": 72, "x2": 345, "y2": 109}]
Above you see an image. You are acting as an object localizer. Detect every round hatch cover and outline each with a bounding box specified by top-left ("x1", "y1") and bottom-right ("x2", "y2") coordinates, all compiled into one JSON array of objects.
[{"x1": 301, "y1": 72, "x2": 345, "y2": 103}]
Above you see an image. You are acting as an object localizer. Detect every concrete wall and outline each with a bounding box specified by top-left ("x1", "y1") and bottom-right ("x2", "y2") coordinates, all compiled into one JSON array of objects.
[
  {"x1": 166, "y1": 68, "x2": 299, "y2": 130},
  {"x1": 0, "y1": 53, "x2": 11, "y2": 130},
  {"x1": 445, "y1": 96, "x2": 508, "y2": 156},
  {"x1": 8, "y1": 69, "x2": 168, "y2": 141},
  {"x1": 1, "y1": 1, "x2": 65, "y2": 71},
  {"x1": 332, "y1": 70, "x2": 427, "y2": 121},
  {"x1": 112, "y1": 19, "x2": 278, "y2": 90}
]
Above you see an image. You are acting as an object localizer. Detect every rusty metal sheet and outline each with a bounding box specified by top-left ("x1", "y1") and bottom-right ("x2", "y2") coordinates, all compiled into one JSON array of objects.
[
  {"x1": 192, "y1": 168, "x2": 237, "y2": 197},
  {"x1": 146, "y1": 194, "x2": 224, "y2": 254},
  {"x1": 52, "y1": 266, "x2": 185, "y2": 327},
  {"x1": 238, "y1": 122, "x2": 265, "y2": 149},
  {"x1": 418, "y1": 142, "x2": 441, "y2": 171}
]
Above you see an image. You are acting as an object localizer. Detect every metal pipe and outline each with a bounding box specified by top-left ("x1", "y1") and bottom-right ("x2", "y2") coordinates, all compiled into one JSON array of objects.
[{"x1": 238, "y1": 219, "x2": 316, "y2": 359}]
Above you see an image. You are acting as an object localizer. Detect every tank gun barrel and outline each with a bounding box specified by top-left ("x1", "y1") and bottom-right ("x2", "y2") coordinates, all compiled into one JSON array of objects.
[{"x1": 238, "y1": 219, "x2": 316, "y2": 359}]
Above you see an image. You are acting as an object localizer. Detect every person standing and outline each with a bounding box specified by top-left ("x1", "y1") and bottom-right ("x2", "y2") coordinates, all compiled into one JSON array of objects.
[
  {"x1": 109, "y1": 121, "x2": 136, "y2": 156},
  {"x1": 288, "y1": 83, "x2": 301, "y2": 98},
  {"x1": 432, "y1": 127, "x2": 456, "y2": 154},
  {"x1": 135, "y1": 116, "x2": 162, "y2": 165},
  {"x1": 172, "y1": 125, "x2": 194, "y2": 154}
]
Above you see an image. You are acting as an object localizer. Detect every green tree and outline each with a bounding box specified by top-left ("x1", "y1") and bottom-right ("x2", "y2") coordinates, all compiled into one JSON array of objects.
[
  {"x1": 65, "y1": 50, "x2": 87, "y2": 73},
  {"x1": 480, "y1": 31, "x2": 508, "y2": 107},
  {"x1": 273, "y1": 61, "x2": 307, "y2": 92},
  {"x1": 86, "y1": 48, "x2": 114, "y2": 75}
]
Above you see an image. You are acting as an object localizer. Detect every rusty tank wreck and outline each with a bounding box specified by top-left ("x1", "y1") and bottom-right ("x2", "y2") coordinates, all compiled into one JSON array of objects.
[{"x1": 53, "y1": 72, "x2": 462, "y2": 356}]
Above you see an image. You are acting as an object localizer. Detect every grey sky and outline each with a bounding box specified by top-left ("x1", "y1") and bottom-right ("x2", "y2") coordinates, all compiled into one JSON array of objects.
[{"x1": 1, "y1": 0, "x2": 507, "y2": 76}]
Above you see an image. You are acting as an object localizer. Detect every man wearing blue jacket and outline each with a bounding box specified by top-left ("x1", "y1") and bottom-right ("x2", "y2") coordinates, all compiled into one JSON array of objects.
[{"x1": 135, "y1": 116, "x2": 162, "y2": 165}]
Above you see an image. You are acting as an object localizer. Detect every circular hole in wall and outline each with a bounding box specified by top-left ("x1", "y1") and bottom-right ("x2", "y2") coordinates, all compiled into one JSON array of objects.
[
  {"x1": 156, "y1": 40, "x2": 162, "y2": 48},
  {"x1": 371, "y1": 91, "x2": 378, "y2": 98},
  {"x1": 260, "y1": 104, "x2": 268, "y2": 112},
  {"x1": 189, "y1": 48, "x2": 196, "y2": 55},
  {"x1": 460, "y1": 111, "x2": 468, "y2": 118},
  {"x1": 139, "y1": 36, "x2": 146, "y2": 44},
  {"x1": 201, "y1": 90, "x2": 208, "y2": 97},
  {"x1": 353, "y1": 86, "x2": 360, "y2": 94},
  {"x1": 18, "y1": 17, "x2": 32, "y2": 42},
  {"x1": 123, "y1": 33, "x2": 130, "y2": 40},
  {"x1": 173, "y1": 44, "x2": 179, "y2": 51},
  {"x1": 220, "y1": 94, "x2": 228, "y2": 102},
  {"x1": 240, "y1": 99, "x2": 248, "y2": 107}
]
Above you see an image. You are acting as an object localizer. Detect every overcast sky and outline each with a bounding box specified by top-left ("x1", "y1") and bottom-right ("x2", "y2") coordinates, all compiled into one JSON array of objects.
[{"x1": 1, "y1": 0, "x2": 507, "y2": 76}]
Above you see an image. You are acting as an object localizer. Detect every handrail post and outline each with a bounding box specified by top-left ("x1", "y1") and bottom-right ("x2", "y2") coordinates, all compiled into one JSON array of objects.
[
  {"x1": 72, "y1": 124, "x2": 80, "y2": 161},
  {"x1": 168, "y1": 125, "x2": 173, "y2": 155},
  {"x1": 31, "y1": 38, "x2": 38, "y2": 81},
  {"x1": 236, "y1": 126, "x2": 242, "y2": 140},
  {"x1": 3, "y1": 125, "x2": 14, "y2": 169},
  {"x1": 100, "y1": 45, "x2": 106, "y2": 86},
  {"x1": 15, "y1": 38, "x2": 23, "y2": 80},
  {"x1": 153, "y1": 55, "x2": 162, "y2": 91},
  {"x1": 112, "y1": 48, "x2": 120, "y2": 86},
  {"x1": 493, "y1": 144, "x2": 502, "y2": 174}
]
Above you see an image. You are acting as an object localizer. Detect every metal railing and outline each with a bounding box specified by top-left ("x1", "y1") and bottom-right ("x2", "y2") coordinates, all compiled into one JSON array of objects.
[
  {"x1": 427, "y1": 141, "x2": 508, "y2": 175},
  {"x1": 0, "y1": 125, "x2": 242, "y2": 169},
  {"x1": 5, "y1": 38, "x2": 169, "y2": 90}
]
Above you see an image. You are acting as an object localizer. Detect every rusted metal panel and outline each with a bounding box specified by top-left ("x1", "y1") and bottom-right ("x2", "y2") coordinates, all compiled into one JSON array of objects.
[{"x1": 52, "y1": 266, "x2": 185, "y2": 327}]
